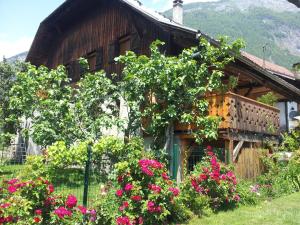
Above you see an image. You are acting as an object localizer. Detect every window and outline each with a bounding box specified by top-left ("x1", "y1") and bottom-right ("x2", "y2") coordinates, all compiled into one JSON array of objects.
[{"x1": 119, "y1": 36, "x2": 131, "y2": 56}]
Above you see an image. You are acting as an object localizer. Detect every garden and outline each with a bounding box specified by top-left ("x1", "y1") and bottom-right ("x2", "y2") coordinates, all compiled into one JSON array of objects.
[{"x1": 1, "y1": 38, "x2": 300, "y2": 224}]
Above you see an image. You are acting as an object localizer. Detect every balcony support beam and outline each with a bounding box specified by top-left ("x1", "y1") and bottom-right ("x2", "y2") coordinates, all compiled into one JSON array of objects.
[{"x1": 233, "y1": 140, "x2": 244, "y2": 162}]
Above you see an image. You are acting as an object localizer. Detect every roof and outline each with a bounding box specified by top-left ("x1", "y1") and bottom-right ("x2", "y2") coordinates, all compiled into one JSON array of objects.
[
  {"x1": 241, "y1": 51, "x2": 296, "y2": 80},
  {"x1": 121, "y1": 0, "x2": 198, "y2": 34},
  {"x1": 27, "y1": 0, "x2": 300, "y2": 101}
]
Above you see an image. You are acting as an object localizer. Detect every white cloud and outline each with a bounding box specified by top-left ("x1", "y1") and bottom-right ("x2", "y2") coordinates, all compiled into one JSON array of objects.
[{"x1": 0, "y1": 35, "x2": 33, "y2": 60}]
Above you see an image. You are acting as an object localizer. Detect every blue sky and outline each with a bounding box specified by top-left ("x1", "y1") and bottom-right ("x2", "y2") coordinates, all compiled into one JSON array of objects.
[{"x1": 0, "y1": 0, "x2": 216, "y2": 58}]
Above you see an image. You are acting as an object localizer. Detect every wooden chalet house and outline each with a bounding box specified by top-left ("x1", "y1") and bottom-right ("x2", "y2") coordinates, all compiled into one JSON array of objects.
[{"x1": 26, "y1": 0, "x2": 300, "y2": 180}]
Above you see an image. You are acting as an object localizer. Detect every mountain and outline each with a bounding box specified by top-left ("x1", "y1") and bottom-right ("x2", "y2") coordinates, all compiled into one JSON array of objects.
[
  {"x1": 165, "y1": 0, "x2": 300, "y2": 69},
  {"x1": 6, "y1": 51, "x2": 28, "y2": 63}
]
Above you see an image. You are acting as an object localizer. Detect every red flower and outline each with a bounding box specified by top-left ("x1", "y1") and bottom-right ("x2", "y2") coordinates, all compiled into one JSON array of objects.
[
  {"x1": 119, "y1": 201, "x2": 129, "y2": 211},
  {"x1": 66, "y1": 195, "x2": 77, "y2": 208},
  {"x1": 168, "y1": 187, "x2": 180, "y2": 196},
  {"x1": 7, "y1": 179, "x2": 19, "y2": 185},
  {"x1": 117, "y1": 175, "x2": 124, "y2": 183},
  {"x1": 147, "y1": 201, "x2": 162, "y2": 213},
  {"x1": 78, "y1": 205, "x2": 87, "y2": 214},
  {"x1": 35, "y1": 209, "x2": 42, "y2": 215},
  {"x1": 116, "y1": 189, "x2": 123, "y2": 197},
  {"x1": 148, "y1": 184, "x2": 162, "y2": 193},
  {"x1": 116, "y1": 216, "x2": 131, "y2": 225},
  {"x1": 124, "y1": 183, "x2": 133, "y2": 192},
  {"x1": 54, "y1": 206, "x2": 72, "y2": 219},
  {"x1": 33, "y1": 217, "x2": 41, "y2": 223},
  {"x1": 161, "y1": 172, "x2": 169, "y2": 180},
  {"x1": 47, "y1": 184, "x2": 54, "y2": 194},
  {"x1": 131, "y1": 195, "x2": 142, "y2": 201},
  {"x1": 7, "y1": 185, "x2": 17, "y2": 193}
]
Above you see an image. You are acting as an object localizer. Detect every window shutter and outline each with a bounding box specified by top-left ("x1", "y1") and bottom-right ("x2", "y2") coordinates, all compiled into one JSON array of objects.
[
  {"x1": 131, "y1": 33, "x2": 141, "y2": 54},
  {"x1": 95, "y1": 47, "x2": 103, "y2": 70},
  {"x1": 108, "y1": 41, "x2": 119, "y2": 64}
]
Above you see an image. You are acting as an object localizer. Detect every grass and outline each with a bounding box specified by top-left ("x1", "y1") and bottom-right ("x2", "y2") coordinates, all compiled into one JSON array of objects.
[{"x1": 188, "y1": 192, "x2": 300, "y2": 225}]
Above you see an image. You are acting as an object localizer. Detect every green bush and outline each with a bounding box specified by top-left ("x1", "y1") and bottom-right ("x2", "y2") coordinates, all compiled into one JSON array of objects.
[
  {"x1": 93, "y1": 184, "x2": 119, "y2": 225},
  {"x1": 181, "y1": 147, "x2": 240, "y2": 212},
  {"x1": 236, "y1": 181, "x2": 259, "y2": 206},
  {"x1": 279, "y1": 130, "x2": 300, "y2": 152},
  {"x1": 0, "y1": 177, "x2": 96, "y2": 224}
]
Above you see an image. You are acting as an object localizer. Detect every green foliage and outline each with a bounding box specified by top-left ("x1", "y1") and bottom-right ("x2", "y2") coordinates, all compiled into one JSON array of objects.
[
  {"x1": 257, "y1": 152, "x2": 299, "y2": 198},
  {"x1": 117, "y1": 37, "x2": 244, "y2": 146},
  {"x1": 279, "y1": 129, "x2": 300, "y2": 152},
  {"x1": 113, "y1": 155, "x2": 186, "y2": 224},
  {"x1": 257, "y1": 92, "x2": 279, "y2": 106},
  {"x1": 93, "y1": 184, "x2": 119, "y2": 225},
  {"x1": 0, "y1": 60, "x2": 24, "y2": 146},
  {"x1": 9, "y1": 59, "x2": 121, "y2": 147},
  {"x1": 235, "y1": 181, "x2": 259, "y2": 206},
  {"x1": 0, "y1": 177, "x2": 95, "y2": 224},
  {"x1": 181, "y1": 150, "x2": 240, "y2": 212},
  {"x1": 285, "y1": 149, "x2": 300, "y2": 191}
]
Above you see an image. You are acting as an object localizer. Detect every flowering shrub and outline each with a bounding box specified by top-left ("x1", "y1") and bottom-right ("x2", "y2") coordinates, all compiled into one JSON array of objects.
[
  {"x1": 114, "y1": 156, "x2": 187, "y2": 225},
  {"x1": 0, "y1": 177, "x2": 96, "y2": 224},
  {"x1": 182, "y1": 146, "x2": 240, "y2": 211}
]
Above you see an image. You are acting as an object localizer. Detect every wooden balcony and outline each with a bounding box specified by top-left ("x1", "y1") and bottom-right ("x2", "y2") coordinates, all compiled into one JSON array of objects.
[{"x1": 175, "y1": 92, "x2": 280, "y2": 136}]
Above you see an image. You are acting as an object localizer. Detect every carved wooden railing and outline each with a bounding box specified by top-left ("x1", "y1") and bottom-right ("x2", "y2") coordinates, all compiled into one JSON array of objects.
[
  {"x1": 207, "y1": 92, "x2": 280, "y2": 135},
  {"x1": 175, "y1": 92, "x2": 280, "y2": 135}
]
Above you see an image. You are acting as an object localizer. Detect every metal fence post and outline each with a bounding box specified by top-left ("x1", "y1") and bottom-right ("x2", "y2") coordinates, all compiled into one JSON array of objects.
[{"x1": 83, "y1": 144, "x2": 92, "y2": 207}]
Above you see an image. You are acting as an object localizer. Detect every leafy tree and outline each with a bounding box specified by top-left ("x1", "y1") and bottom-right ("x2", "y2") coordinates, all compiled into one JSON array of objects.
[
  {"x1": 117, "y1": 37, "x2": 244, "y2": 149},
  {"x1": 9, "y1": 59, "x2": 121, "y2": 147},
  {"x1": 0, "y1": 60, "x2": 24, "y2": 146}
]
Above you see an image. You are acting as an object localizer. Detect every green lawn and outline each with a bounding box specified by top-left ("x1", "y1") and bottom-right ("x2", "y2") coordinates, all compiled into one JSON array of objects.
[{"x1": 188, "y1": 192, "x2": 300, "y2": 225}]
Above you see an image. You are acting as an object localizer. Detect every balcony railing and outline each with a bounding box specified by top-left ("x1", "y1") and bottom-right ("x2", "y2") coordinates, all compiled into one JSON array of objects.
[{"x1": 175, "y1": 92, "x2": 280, "y2": 135}]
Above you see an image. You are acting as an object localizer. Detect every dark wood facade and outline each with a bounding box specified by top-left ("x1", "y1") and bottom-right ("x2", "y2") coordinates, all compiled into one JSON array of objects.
[{"x1": 27, "y1": 0, "x2": 300, "y2": 179}]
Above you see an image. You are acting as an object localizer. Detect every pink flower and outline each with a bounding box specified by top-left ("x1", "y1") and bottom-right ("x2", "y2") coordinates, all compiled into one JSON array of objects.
[
  {"x1": 119, "y1": 201, "x2": 129, "y2": 211},
  {"x1": 124, "y1": 183, "x2": 133, "y2": 192},
  {"x1": 0, "y1": 203, "x2": 11, "y2": 208},
  {"x1": 220, "y1": 174, "x2": 227, "y2": 180},
  {"x1": 136, "y1": 217, "x2": 143, "y2": 224},
  {"x1": 8, "y1": 185, "x2": 17, "y2": 193},
  {"x1": 131, "y1": 195, "x2": 142, "y2": 201},
  {"x1": 35, "y1": 209, "x2": 42, "y2": 215},
  {"x1": 44, "y1": 197, "x2": 56, "y2": 206},
  {"x1": 77, "y1": 205, "x2": 87, "y2": 214},
  {"x1": 199, "y1": 173, "x2": 208, "y2": 181},
  {"x1": 161, "y1": 172, "x2": 169, "y2": 180},
  {"x1": 207, "y1": 145, "x2": 213, "y2": 151},
  {"x1": 54, "y1": 206, "x2": 72, "y2": 219},
  {"x1": 233, "y1": 195, "x2": 240, "y2": 202},
  {"x1": 116, "y1": 216, "x2": 132, "y2": 225},
  {"x1": 148, "y1": 184, "x2": 162, "y2": 193},
  {"x1": 47, "y1": 184, "x2": 54, "y2": 194},
  {"x1": 168, "y1": 187, "x2": 180, "y2": 196},
  {"x1": 116, "y1": 189, "x2": 123, "y2": 197},
  {"x1": 147, "y1": 201, "x2": 162, "y2": 213},
  {"x1": 66, "y1": 195, "x2": 77, "y2": 208},
  {"x1": 7, "y1": 179, "x2": 19, "y2": 185},
  {"x1": 141, "y1": 166, "x2": 154, "y2": 176}
]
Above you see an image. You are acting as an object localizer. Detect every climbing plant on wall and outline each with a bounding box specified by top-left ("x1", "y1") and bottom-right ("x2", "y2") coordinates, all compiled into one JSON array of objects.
[{"x1": 117, "y1": 37, "x2": 244, "y2": 149}]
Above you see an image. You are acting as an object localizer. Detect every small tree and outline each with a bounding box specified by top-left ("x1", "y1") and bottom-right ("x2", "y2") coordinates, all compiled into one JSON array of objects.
[
  {"x1": 117, "y1": 37, "x2": 244, "y2": 149},
  {"x1": 9, "y1": 59, "x2": 121, "y2": 147},
  {"x1": 0, "y1": 60, "x2": 24, "y2": 146}
]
